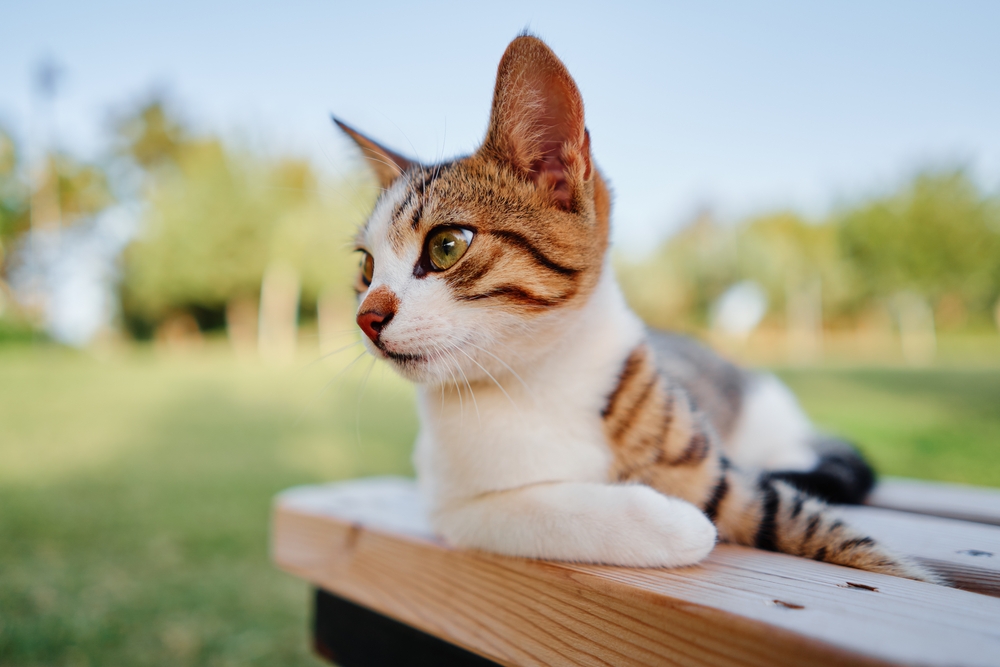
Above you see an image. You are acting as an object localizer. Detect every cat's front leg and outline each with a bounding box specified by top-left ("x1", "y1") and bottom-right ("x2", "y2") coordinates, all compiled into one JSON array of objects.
[{"x1": 431, "y1": 482, "x2": 717, "y2": 568}]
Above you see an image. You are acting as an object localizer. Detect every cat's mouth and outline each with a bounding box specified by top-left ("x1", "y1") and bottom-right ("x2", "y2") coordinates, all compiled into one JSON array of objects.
[
  {"x1": 371, "y1": 336, "x2": 473, "y2": 379},
  {"x1": 370, "y1": 338, "x2": 432, "y2": 366},
  {"x1": 381, "y1": 347, "x2": 426, "y2": 364}
]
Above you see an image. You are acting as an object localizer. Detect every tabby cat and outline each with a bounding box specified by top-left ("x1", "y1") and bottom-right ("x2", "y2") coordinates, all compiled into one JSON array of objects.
[{"x1": 339, "y1": 34, "x2": 936, "y2": 581}]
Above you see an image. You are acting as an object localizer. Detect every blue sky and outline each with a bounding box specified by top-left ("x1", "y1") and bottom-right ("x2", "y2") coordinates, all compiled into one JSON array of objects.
[{"x1": 2, "y1": 0, "x2": 998, "y2": 250}]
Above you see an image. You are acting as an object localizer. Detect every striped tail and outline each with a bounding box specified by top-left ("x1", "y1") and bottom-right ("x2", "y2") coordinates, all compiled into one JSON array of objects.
[{"x1": 708, "y1": 459, "x2": 941, "y2": 583}]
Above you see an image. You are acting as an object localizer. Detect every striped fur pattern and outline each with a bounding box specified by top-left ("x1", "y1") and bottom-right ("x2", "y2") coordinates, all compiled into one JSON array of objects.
[
  {"x1": 603, "y1": 342, "x2": 930, "y2": 579},
  {"x1": 343, "y1": 35, "x2": 939, "y2": 583}
]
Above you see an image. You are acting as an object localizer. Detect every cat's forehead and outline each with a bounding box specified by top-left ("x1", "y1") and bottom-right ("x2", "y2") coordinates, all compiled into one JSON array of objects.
[{"x1": 362, "y1": 163, "x2": 468, "y2": 256}]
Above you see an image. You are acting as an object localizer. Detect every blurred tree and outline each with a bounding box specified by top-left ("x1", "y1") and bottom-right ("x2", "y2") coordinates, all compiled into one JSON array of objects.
[
  {"x1": 619, "y1": 209, "x2": 738, "y2": 330},
  {"x1": 619, "y1": 168, "x2": 1000, "y2": 335},
  {"x1": 736, "y1": 212, "x2": 863, "y2": 324},
  {"x1": 116, "y1": 99, "x2": 372, "y2": 336},
  {"x1": 0, "y1": 127, "x2": 115, "y2": 271},
  {"x1": 36, "y1": 153, "x2": 115, "y2": 226},
  {"x1": 736, "y1": 213, "x2": 828, "y2": 299},
  {"x1": 839, "y1": 169, "x2": 1000, "y2": 326},
  {"x1": 111, "y1": 97, "x2": 189, "y2": 170},
  {"x1": 621, "y1": 209, "x2": 844, "y2": 331},
  {"x1": 0, "y1": 129, "x2": 30, "y2": 272}
]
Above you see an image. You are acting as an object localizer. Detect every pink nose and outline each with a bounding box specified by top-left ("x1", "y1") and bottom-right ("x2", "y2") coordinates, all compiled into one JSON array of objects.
[{"x1": 357, "y1": 310, "x2": 393, "y2": 343}]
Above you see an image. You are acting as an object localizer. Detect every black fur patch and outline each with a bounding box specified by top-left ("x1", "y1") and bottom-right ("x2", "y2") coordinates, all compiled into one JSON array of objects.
[
  {"x1": 754, "y1": 479, "x2": 781, "y2": 552},
  {"x1": 703, "y1": 458, "x2": 731, "y2": 522},
  {"x1": 765, "y1": 438, "x2": 876, "y2": 505}
]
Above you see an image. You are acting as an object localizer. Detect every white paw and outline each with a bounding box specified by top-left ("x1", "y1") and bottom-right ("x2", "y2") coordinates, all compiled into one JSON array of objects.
[
  {"x1": 607, "y1": 485, "x2": 717, "y2": 568},
  {"x1": 432, "y1": 482, "x2": 717, "y2": 569}
]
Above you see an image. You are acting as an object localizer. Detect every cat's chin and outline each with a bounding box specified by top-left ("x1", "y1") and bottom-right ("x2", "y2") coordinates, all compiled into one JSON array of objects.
[
  {"x1": 365, "y1": 343, "x2": 438, "y2": 383},
  {"x1": 385, "y1": 354, "x2": 430, "y2": 380},
  {"x1": 384, "y1": 356, "x2": 443, "y2": 385},
  {"x1": 380, "y1": 351, "x2": 473, "y2": 387}
]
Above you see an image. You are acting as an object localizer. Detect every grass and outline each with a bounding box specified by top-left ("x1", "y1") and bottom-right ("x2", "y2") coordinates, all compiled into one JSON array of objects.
[
  {"x1": 0, "y1": 343, "x2": 417, "y2": 667},
  {"x1": 777, "y1": 367, "x2": 1000, "y2": 487},
  {"x1": 0, "y1": 342, "x2": 998, "y2": 666}
]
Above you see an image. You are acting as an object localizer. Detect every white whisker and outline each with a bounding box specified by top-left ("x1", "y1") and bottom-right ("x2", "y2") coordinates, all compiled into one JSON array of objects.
[
  {"x1": 300, "y1": 339, "x2": 364, "y2": 371},
  {"x1": 451, "y1": 349, "x2": 480, "y2": 426},
  {"x1": 450, "y1": 342, "x2": 520, "y2": 414},
  {"x1": 460, "y1": 337, "x2": 533, "y2": 399},
  {"x1": 437, "y1": 342, "x2": 464, "y2": 425}
]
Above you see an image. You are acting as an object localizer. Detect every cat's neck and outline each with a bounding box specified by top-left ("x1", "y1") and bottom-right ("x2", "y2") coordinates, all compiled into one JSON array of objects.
[
  {"x1": 438, "y1": 257, "x2": 647, "y2": 398},
  {"x1": 412, "y1": 258, "x2": 648, "y2": 500},
  {"x1": 516, "y1": 260, "x2": 646, "y2": 382}
]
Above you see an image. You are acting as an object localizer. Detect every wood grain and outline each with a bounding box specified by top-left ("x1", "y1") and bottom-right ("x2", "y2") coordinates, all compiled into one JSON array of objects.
[
  {"x1": 837, "y1": 505, "x2": 1000, "y2": 596},
  {"x1": 271, "y1": 478, "x2": 1000, "y2": 667},
  {"x1": 868, "y1": 477, "x2": 1000, "y2": 526}
]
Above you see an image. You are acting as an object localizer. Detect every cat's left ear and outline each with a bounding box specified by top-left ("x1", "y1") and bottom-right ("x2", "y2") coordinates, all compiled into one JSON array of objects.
[
  {"x1": 333, "y1": 116, "x2": 414, "y2": 189},
  {"x1": 480, "y1": 35, "x2": 592, "y2": 210}
]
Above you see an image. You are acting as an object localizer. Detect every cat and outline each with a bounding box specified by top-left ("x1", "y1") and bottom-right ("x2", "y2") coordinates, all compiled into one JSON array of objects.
[{"x1": 337, "y1": 34, "x2": 936, "y2": 582}]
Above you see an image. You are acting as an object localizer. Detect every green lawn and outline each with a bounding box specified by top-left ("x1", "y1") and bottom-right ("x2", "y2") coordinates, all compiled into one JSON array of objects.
[
  {"x1": 0, "y1": 344, "x2": 417, "y2": 667},
  {"x1": 0, "y1": 343, "x2": 997, "y2": 666},
  {"x1": 777, "y1": 367, "x2": 1000, "y2": 487}
]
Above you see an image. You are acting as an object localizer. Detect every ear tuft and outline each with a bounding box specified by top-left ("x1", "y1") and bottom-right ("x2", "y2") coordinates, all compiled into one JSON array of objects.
[
  {"x1": 333, "y1": 116, "x2": 414, "y2": 189},
  {"x1": 480, "y1": 36, "x2": 591, "y2": 210}
]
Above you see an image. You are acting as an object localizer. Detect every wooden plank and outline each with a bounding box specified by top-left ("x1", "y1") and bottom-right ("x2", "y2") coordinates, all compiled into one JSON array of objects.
[
  {"x1": 868, "y1": 477, "x2": 1000, "y2": 526},
  {"x1": 837, "y1": 505, "x2": 1000, "y2": 597},
  {"x1": 271, "y1": 477, "x2": 1000, "y2": 667}
]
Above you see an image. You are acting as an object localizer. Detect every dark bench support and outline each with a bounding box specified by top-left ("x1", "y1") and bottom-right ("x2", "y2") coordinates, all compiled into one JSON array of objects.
[{"x1": 313, "y1": 589, "x2": 501, "y2": 667}]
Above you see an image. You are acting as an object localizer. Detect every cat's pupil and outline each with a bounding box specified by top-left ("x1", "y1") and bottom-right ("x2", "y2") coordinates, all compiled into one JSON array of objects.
[
  {"x1": 360, "y1": 252, "x2": 374, "y2": 286},
  {"x1": 428, "y1": 228, "x2": 472, "y2": 271}
]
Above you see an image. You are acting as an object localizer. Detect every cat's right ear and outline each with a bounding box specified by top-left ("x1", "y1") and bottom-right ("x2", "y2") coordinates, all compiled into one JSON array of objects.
[
  {"x1": 332, "y1": 116, "x2": 414, "y2": 189},
  {"x1": 480, "y1": 35, "x2": 591, "y2": 210}
]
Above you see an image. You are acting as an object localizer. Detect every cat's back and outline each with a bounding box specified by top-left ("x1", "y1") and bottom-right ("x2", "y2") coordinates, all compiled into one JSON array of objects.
[{"x1": 646, "y1": 330, "x2": 749, "y2": 441}]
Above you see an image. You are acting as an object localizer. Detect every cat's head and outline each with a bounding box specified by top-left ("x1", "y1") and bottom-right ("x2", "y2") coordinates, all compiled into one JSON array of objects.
[{"x1": 342, "y1": 35, "x2": 612, "y2": 385}]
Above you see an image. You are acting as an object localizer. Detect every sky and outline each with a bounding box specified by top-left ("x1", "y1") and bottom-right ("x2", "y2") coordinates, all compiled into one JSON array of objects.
[{"x1": 2, "y1": 0, "x2": 998, "y2": 251}]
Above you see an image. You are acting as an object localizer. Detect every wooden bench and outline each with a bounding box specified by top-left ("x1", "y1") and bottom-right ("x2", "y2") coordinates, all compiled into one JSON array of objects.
[{"x1": 271, "y1": 477, "x2": 1000, "y2": 666}]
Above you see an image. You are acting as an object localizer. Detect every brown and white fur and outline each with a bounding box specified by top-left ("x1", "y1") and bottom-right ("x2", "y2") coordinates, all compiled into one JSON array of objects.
[{"x1": 340, "y1": 35, "x2": 937, "y2": 581}]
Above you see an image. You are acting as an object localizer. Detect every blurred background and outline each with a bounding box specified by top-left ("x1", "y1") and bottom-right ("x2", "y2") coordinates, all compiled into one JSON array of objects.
[{"x1": 1, "y1": 1, "x2": 998, "y2": 665}]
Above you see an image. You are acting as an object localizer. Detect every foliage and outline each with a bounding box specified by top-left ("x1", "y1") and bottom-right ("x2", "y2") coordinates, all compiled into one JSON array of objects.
[
  {"x1": 0, "y1": 125, "x2": 117, "y2": 282},
  {"x1": 621, "y1": 169, "x2": 1000, "y2": 332},
  {"x1": 8, "y1": 96, "x2": 1000, "y2": 341},
  {"x1": 838, "y1": 170, "x2": 1000, "y2": 322},
  {"x1": 41, "y1": 153, "x2": 116, "y2": 223},
  {"x1": 620, "y1": 209, "x2": 844, "y2": 329},
  {"x1": 112, "y1": 98, "x2": 191, "y2": 170},
  {"x1": 0, "y1": 128, "x2": 29, "y2": 268},
  {"x1": 118, "y1": 100, "x2": 373, "y2": 327}
]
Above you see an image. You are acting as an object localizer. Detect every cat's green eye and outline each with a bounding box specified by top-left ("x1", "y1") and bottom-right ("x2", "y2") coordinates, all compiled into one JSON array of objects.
[
  {"x1": 360, "y1": 252, "x2": 374, "y2": 287},
  {"x1": 427, "y1": 227, "x2": 473, "y2": 271}
]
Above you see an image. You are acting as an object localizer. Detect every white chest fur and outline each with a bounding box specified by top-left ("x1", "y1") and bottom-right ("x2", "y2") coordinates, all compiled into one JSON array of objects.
[{"x1": 413, "y1": 267, "x2": 647, "y2": 511}]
